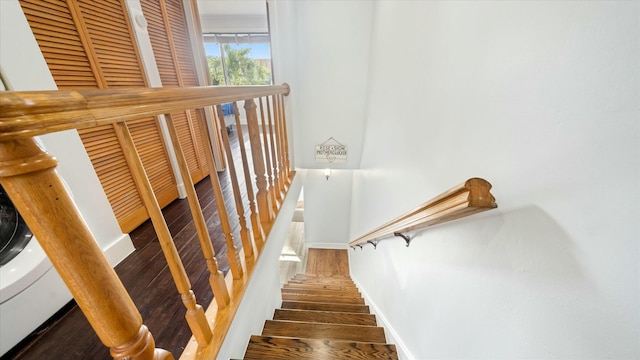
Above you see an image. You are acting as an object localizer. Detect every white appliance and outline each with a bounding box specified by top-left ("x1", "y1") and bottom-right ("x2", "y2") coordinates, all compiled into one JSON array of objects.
[{"x1": 0, "y1": 185, "x2": 73, "y2": 356}]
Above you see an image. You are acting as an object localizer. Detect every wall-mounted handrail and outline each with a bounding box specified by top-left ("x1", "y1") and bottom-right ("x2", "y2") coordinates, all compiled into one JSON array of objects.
[
  {"x1": 349, "y1": 178, "x2": 497, "y2": 249},
  {"x1": 0, "y1": 84, "x2": 293, "y2": 360}
]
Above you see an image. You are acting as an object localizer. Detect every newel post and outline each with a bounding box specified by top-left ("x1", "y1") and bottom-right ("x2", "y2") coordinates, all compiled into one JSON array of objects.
[
  {"x1": 0, "y1": 139, "x2": 172, "y2": 360},
  {"x1": 244, "y1": 98, "x2": 275, "y2": 233}
]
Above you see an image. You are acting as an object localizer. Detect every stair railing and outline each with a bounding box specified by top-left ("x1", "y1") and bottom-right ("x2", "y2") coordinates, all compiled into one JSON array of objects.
[
  {"x1": 348, "y1": 178, "x2": 497, "y2": 249},
  {"x1": 0, "y1": 84, "x2": 294, "y2": 360}
]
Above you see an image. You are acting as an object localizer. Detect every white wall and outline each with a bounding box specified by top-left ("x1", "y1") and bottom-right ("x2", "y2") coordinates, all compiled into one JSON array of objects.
[
  {"x1": 349, "y1": 1, "x2": 639, "y2": 359},
  {"x1": 284, "y1": 1, "x2": 373, "y2": 170},
  {"x1": 303, "y1": 170, "x2": 353, "y2": 248},
  {"x1": 268, "y1": 1, "x2": 373, "y2": 248}
]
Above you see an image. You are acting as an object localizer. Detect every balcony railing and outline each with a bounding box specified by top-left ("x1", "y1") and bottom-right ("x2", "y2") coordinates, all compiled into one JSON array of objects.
[{"x1": 0, "y1": 84, "x2": 293, "y2": 360}]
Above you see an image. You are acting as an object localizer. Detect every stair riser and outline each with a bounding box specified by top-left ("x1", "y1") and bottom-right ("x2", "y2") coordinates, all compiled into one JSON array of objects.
[
  {"x1": 282, "y1": 293, "x2": 365, "y2": 304},
  {"x1": 281, "y1": 288, "x2": 361, "y2": 297},
  {"x1": 282, "y1": 301, "x2": 371, "y2": 313},
  {"x1": 283, "y1": 284, "x2": 359, "y2": 292},
  {"x1": 274, "y1": 309, "x2": 378, "y2": 326}
]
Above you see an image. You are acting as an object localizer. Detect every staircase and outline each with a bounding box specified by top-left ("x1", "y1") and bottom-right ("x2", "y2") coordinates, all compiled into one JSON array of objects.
[{"x1": 243, "y1": 273, "x2": 399, "y2": 359}]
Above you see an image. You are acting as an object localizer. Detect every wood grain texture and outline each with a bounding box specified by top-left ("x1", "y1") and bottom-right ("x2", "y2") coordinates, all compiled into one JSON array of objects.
[
  {"x1": 281, "y1": 301, "x2": 371, "y2": 314},
  {"x1": 20, "y1": 0, "x2": 179, "y2": 233},
  {"x1": 281, "y1": 293, "x2": 365, "y2": 305},
  {"x1": 114, "y1": 122, "x2": 211, "y2": 347},
  {"x1": 283, "y1": 283, "x2": 359, "y2": 292},
  {"x1": 244, "y1": 336, "x2": 398, "y2": 360},
  {"x1": 262, "y1": 320, "x2": 386, "y2": 343},
  {"x1": 243, "y1": 252, "x2": 397, "y2": 360},
  {"x1": 0, "y1": 138, "x2": 171, "y2": 360},
  {"x1": 4, "y1": 129, "x2": 248, "y2": 360},
  {"x1": 305, "y1": 249, "x2": 350, "y2": 277},
  {"x1": 281, "y1": 288, "x2": 360, "y2": 297},
  {"x1": 273, "y1": 309, "x2": 377, "y2": 326},
  {"x1": 215, "y1": 105, "x2": 250, "y2": 279},
  {"x1": 0, "y1": 85, "x2": 290, "y2": 140},
  {"x1": 349, "y1": 178, "x2": 498, "y2": 247}
]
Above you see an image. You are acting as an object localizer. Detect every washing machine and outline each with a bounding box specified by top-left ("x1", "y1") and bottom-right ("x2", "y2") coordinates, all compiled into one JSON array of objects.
[{"x1": 0, "y1": 184, "x2": 73, "y2": 356}]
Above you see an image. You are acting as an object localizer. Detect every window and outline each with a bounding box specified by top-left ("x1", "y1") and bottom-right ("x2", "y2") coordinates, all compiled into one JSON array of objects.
[{"x1": 204, "y1": 33, "x2": 272, "y2": 85}]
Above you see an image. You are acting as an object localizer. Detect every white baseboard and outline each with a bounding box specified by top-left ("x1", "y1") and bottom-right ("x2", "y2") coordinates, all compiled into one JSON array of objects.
[
  {"x1": 306, "y1": 242, "x2": 349, "y2": 250},
  {"x1": 351, "y1": 276, "x2": 414, "y2": 360},
  {"x1": 102, "y1": 234, "x2": 135, "y2": 267}
]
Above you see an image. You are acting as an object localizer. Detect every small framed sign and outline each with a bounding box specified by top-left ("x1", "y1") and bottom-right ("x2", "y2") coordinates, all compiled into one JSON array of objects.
[{"x1": 315, "y1": 137, "x2": 347, "y2": 163}]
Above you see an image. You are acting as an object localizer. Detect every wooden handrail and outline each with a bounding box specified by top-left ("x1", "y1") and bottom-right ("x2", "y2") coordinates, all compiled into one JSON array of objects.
[
  {"x1": 0, "y1": 84, "x2": 290, "y2": 140},
  {"x1": 348, "y1": 178, "x2": 497, "y2": 248},
  {"x1": 0, "y1": 84, "x2": 294, "y2": 360}
]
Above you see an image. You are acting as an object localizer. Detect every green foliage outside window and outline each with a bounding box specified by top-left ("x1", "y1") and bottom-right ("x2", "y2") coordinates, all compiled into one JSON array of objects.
[{"x1": 207, "y1": 44, "x2": 271, "y2": 85}]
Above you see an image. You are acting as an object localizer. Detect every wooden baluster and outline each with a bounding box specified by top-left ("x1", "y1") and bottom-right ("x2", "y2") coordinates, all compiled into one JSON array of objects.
[
  {"x1": 259, "y1": 97, "x2": 278, "y2": 213},
  {"x1": 232, "y1": 102, "x2": 264, "y2": 253},
  {"x1": 113, "y1": 122, "x2": 212, "y2": 347},
  {"x1": 215, "y1": 105, "x2": 252, "y2": 266},
  {"x1": 268, "y1": 95, "x2": 284, "y2": 206},
  {"x1": 0, "y1": 138, "x2": 172, "y2": 360},
  {"x1": 163, "y1": 113, "x2": 232, "y2": 307},
  {"x1": 244, "y1": 98, "x2": 275, "y2": 235},
  {"x1": 278, "y1": 94, "x2": 293, "y2": 185},
  {"x1": 195, "y1": 109, "x2": 245, "y2": 284},
  {"x1": 272, "y1": 95, "x2": 287, "y2": 197}
]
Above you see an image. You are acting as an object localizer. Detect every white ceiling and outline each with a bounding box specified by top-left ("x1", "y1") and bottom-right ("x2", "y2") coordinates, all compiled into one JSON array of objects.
[
  {"x1": 197, "y1": 0, "x2": 267, "y2": 17},
  {"x1": 197, "y1": 0, "x2": 268, "y2": 33}
]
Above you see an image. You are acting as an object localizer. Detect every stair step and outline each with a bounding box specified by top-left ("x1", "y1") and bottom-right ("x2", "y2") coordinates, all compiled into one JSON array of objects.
[
  {"x1": 282, "y1": 293, "x2": 365, "y2": 305},
  {"x1": 281, "y1": 288, "x2": 360, "y2": 297},
  {"x1": 290, "y1": 275, "x2": 355, "y2": 284},
  {"x1": 274, "y1": 309, "x2": 377, "y2": 326},
  {"x1": 282, "y1": 301, "x2": 370, "y2": 313},
  {"x1": 244, "y1": 336, "x2": 399, "y2": 360},
  {"x1": 292, "y1": 274, "x2": 354, "y2": 280},
  {"x1": 262, "y1": 320, "x2": 387, "y2": 343},
  {"x1": 283, "y1": 283, "x2": 360, "y2": 292},
  {"x1": 293, "y1": 274, "x2": 352, "y2": 280},
  {"x1": 286, "y1": 280, "x2": 355, "y2": 287}
]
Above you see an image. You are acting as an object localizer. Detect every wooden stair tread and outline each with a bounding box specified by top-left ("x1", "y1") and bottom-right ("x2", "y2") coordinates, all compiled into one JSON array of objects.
[
  {"x1": 244, "y1": 336, "x2": 398, "y2": 360},
  {"x1": 291, "y1": 275, "x2": 354, "y2": 280},
  {"x1": 274, "y1": 309, "x2": 378, "y2": 326},
  {"x1": 282, "y1": 292, "x2": 365, "y2": 304},
  {"x1": 282, "y1": 300, "x2": 371, "y2": 313},
  {"x1": 281, "y1": 288, "x2": 360, "y2": 297},
  {"x1": 262, "y1": 320, "x2": 387, "y2": 343},
  {"x1": 283, "y1": 283, "x2": 360, "y2": 292},
  {"x1": 294, "y1": 274, "x2": 352, "y2": 279},
  {"x1": 286, "y1": 280, "x2": 356, "y2": 287},
  {"x1": 290, "y1": 275, "x2": 355, "y2": 283}
]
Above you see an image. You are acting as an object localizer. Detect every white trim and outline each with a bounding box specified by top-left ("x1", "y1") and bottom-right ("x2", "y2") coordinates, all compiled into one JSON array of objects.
[
  {"x1": 306, "y1": 242, "x2": 349, "y2": 250},
  {"x1": 352, "y1": 275, "x2": 414, "y2": 360},
  {"x1": 102, "y1": 234, "x2": 136, "y2": 267}
]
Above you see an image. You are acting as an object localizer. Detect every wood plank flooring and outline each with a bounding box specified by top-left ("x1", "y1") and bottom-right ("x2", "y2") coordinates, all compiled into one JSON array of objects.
[
  {"x1": 1, "y1": 126, "x2": 256, "y2": 360},
  {"x1": 305, "y1": 248, "x2": 350, "y2": 276}
]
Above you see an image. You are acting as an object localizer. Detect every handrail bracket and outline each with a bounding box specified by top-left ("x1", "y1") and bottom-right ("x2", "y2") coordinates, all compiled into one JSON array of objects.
[{"x1": 393, "y1": 232, "x2": 411, "y2": 247}]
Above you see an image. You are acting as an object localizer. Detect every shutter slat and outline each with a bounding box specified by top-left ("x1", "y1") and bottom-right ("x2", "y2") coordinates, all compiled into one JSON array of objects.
[
  {"x1": 22, "y1": 0, "x2": 178, "y2": 232},
  {"x1": 140, "y1": 0, "x2": 209, "y2": 182}
]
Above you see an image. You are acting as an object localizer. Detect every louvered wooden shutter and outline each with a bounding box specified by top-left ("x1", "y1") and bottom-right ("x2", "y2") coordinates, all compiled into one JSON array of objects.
[
  {"x1": 140, "y1": 0, "x2": 209, "y2": 183},
  {"x1": 21, "y1": 0, "x2": 179, "y2": 233}
]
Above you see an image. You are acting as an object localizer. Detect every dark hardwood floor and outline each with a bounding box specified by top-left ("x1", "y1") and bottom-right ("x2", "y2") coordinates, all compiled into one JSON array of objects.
[{"x1": 2, "y1": 127, "x2": 255, "y2": 360}]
